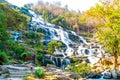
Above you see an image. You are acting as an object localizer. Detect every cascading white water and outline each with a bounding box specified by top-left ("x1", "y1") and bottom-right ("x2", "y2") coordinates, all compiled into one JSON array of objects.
[
  {"x1": 29, "y1": 10, "x2": 107, "y2": 65},
  {"x1": 13, "y1": 32, "x2": 20, "y2": 42}
]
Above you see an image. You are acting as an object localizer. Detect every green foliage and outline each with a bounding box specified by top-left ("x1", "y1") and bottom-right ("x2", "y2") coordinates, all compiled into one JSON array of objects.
[
  {"x1": 18, "y1": 60, "x2": 24, "y2": 64},
  {"x1": 34, "y1": 69, "x2": 44, "y2": 78},
  {"x1": 0, "y1": 9, "x2": 6, "y2": 27},
  {"x1": 47, "y1": 40, "x2": 62, "y2": 54},
  {"x1": 24, "y1": 31, "x2": 45, "y2": 50},
  {"x1": 36, "y1": 52, "x2": 44, "y2": 64},
  {"x1": 20, "y1": 51, "x2": 31, "y2": 58},
  {"x1": 42, "y1": 10, "x2": 50, "y2": 22},
  {"x1": 51, "y1": 16, "x2": 67, "y2": 28},
  {"x1": 43, "y1": 59, "x2": 53, "y2": 66},
  {"x1": 12, "y1": 44, "x2": 25, "y2": 59},
  {"x1": 86, "y1": 0, "x2": 120, "y2": 67},
  {"x1": 25, "y1": 32, "x2": 41, "y2": 41},
  {"x1": 37, "y1": 28, "x2": 46, "y2": 34},
  {"x1": 0, "y1": 3, "x2": 31, "y2": 55},
  {"x1": 0, "y1": 3, "x2": 30, "y2": 30},
  {"x1": 94, "y1": 3, "x2": 120, "y2": 54},
  {"x1": 66, "y1": 62, "x2": 92, "y2": 77},
  {"x1": 0, "y1": 51, "x2": 8, "y2": 64},
  {"x1": 0, "y1": 9, "x2": 12, "y2": 52}
]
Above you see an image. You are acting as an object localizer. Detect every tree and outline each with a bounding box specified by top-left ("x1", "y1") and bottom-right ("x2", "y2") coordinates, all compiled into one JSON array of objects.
[
  {"x1": 0, "y1": 9, "x2": 9, "y2": 51},
  {"x1": 47, "y1": 40, "x2": 62, "y2": 54},
  {"x1": 86, "y1": 0, "x2": 120, "y2": 68},
  {"x1": 51, "y1": 15, "x2": 67, "y2": 28}
]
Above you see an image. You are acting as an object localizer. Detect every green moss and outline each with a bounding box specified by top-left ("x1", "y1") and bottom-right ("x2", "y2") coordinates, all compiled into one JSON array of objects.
[{"x1": 65, "y1": 62, "x2": 92, "y2": 77}]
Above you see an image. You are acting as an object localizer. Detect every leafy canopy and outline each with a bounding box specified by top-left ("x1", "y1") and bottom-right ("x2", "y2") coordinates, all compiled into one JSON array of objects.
[{"x1": 86, "y1": 0, "x2": 120, "y2": 55}]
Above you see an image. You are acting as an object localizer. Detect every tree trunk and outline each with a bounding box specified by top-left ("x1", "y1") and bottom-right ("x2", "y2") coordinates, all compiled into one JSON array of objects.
[
  {"x1": 114, "y1": 53, "x2": 118, "y2": 69},
  {"x1": 113, "y1": 40, "x2": 118, "y2": 69}
]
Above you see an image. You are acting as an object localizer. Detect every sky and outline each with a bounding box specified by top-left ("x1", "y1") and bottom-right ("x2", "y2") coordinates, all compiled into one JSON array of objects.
[{"x1": 7, "y1": 0, "x2": 99, "y2": 11}]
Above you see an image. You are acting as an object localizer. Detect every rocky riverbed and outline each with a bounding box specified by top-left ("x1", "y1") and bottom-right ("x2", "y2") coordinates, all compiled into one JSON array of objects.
[{"x1": 1, "y1": 60, "x2": 120, "y2": 80}]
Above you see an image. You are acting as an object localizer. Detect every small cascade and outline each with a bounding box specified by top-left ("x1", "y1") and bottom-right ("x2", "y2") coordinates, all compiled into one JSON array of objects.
[
  {"x1": 43, "y1": 53, "x2": 70, "y2": 69},
  {"x1": 13, "y1": 32, "x2": 20, "y2": 42}
]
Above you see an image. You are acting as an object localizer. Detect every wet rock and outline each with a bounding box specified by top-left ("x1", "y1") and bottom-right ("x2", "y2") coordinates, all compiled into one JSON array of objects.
[
  {"x1": 86, "y1": 58, "x2": 90, "y2": 63},
  {"x1": 1, "y1": 65, "x2": 8, "y2": 74},
  {"x1": 86, "y1": 71, "x2": 97, "y2": 78},
  {"x1": 85, "y1": 49, "x2": 90, "y2": 55},
  {"x1": 95, "y1": 74, "x2": 103, "y2": 78},
  {"x1": 103, "y1": 71, "x2": 112, "y2": 79},
  {"x1": 117, "y1": 71, "x2": 120, "y2": 79},
  {"x1": 110, "y1": 68, "x2": 117, "y2": 78},
  {"x1": 0, "y1": 65, "x2": 2, "y2": 75},
  {"x1": 69, "y1": 74, "x2": 81, "y2": 79},
  {"x1": 57, "y1": 76, "x2": 70, "y2": 80}
]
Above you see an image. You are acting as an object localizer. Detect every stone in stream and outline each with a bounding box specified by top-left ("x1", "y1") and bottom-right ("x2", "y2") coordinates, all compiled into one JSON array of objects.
[
  {"x1": 117, "y1": 71, "x2": 120, "y2": 79},
  {"x1": 86, "y1": 71, "x2": 97, "y2": 78},
  {"x1": 110, "y1": 68, "x2": 118, "y2": 78},
  {"x1": 102, "y1": 71, "x2": 112, "y2": 79}
]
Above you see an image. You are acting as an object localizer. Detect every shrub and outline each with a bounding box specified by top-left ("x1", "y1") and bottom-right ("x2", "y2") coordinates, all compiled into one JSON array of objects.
[
  {"x1": 36, "y1": 52, "x2": 44, "y2": 64},
  {"x1": 34, "y1": 69, "x2": 44, "y2": 78},
  {"x1": 0, "y1": 51, "x2": 8, "y2": 64},
  {"x1": 43, "y1": 59, "x2": 53, "y2": 66},
  {"x1": 65, "y1": 62, "x2": 92, "y2": 77},
  {"x1": 47, "y1": 40, "x2": 62, "y2": 54},
  {"x1": 12, "y1": 44, "x2": 25, "y2": 59}
]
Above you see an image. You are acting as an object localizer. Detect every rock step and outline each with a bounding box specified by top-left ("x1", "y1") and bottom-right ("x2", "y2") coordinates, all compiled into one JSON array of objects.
[
  {"x1": 9, "y1": 70, "x2": 32, "y2": 75},
  {"x1": 7, "y1": 66, "x2": 31, "y2": 71},
  {"x1": 1, "y1": 78, "x2": 23, "y2": 80},
  {"x1": 10, "y1": 74, "x2": 28, "y2": 77}
]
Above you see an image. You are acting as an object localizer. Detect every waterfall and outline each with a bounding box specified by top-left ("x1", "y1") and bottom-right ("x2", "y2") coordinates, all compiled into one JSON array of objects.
[{"x1": 28, "y1": 10, "x2": 107, "y2": 65}]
